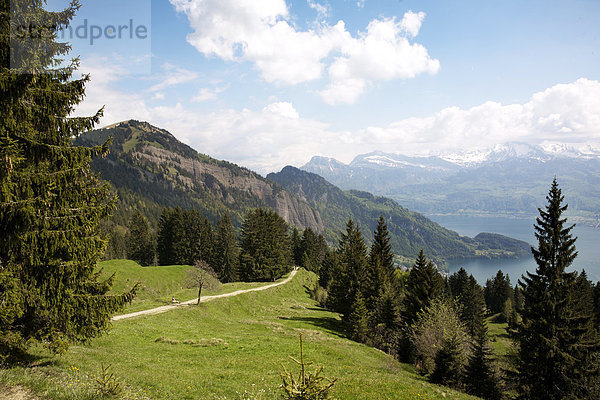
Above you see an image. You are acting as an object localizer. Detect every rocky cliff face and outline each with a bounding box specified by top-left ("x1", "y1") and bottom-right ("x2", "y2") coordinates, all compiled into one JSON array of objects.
[{"x1": 75, "y1": 120, "x2": 323, "y2": 231}]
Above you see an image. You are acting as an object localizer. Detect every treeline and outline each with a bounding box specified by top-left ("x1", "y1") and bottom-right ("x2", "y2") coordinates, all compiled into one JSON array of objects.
[
  {"x1": 127, "y1": 206, "x2": 327, "y2": 283},
  {"x1": 315, "y1": 180, "x2": 600, "y2": 399}
]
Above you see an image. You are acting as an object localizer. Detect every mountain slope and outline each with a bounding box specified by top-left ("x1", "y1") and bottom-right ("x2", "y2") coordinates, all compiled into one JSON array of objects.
[
  {"x1": 267, "y1": 166, "x2": 529, "y2": 265},
  {"x1": 75, "y1": 120, "x2": 323, "y2": 231},
  {"x1": 302, "y1": 144, "x2": 600, "y2": 220}
]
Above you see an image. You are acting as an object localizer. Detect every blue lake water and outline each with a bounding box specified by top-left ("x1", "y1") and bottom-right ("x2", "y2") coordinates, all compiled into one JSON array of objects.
[{"x1": 427, "y1": 215, "x2": 600, "y2": 284}]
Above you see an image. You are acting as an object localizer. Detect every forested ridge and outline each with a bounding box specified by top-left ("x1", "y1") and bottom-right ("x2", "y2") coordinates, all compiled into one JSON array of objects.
[{"x1": 76, "y1": 121, "x2": 529, "y2": 266}]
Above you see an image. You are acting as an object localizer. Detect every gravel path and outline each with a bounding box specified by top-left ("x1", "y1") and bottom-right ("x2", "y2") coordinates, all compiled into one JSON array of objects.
[{"x1": 112, "y1": 268, "x2": 298, "y2": 321}]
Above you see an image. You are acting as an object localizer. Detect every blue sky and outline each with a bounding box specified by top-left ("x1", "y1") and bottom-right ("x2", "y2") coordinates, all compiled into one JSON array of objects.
[{"x1": 47, "y1": 0, "x2": 600, "y2": 173}]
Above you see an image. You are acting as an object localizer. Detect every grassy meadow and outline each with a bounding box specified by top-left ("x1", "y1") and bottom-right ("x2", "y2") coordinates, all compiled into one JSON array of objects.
[{"x1": 0, "y1": 260, "x2": 481, "y2": 400}]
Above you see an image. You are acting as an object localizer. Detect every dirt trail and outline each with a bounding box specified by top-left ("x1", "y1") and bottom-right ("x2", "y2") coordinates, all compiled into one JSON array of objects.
[{"x1": 112, "y1": 268, "x2": 298, "y2": 321}]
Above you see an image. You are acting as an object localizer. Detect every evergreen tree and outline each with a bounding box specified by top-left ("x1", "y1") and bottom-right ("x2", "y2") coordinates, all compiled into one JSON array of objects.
[
  {"x1": 365, "y1": 215, "x2": 396, "y2": 310},
  {"x1": 156, "y1": 207, "x2": 178, "y2": 265},
  {"x1": 370, "y1": 215, "x2": 395, "y2": 282},
  {"x1": 513, "y1": 179, "x2": 599, "y2": 399},
  {"x1": 349, "y1": 291, "x2": 370, "y2": 344},
  {"x1": 450, "y1": 269, "x2": 486, "y2": 337},
  {"x1": 239, "y1": 208, "x2": 292, "y2": 281},
  {"x1": 291, "y1": 227, "x2": 302, "y2": 267},
  {"x1": 213, "y1": 213, "x2": 240, "y2": 282},
  {"x1": 299, "y1": 227, "x2": 326, "y2": 273},
  {"x1": 484, "y1": 270, "x2": 514, "y2": 317},
  {"x1": 0, "y1": 0, "x2": 136, "y2": 358},
  {"x1": 318, "y1": 249, "x2": 337, "y2": 290},
  {"x1": 402, "y1": 250, "x2": 445, "y2": 327},
  {"x1": 186, "y1": 210, "x2": 214, "y2": 267},
  {"x1": 464, "y1": 323, "x2": 503, "y2": 400},
  {"x1": 429, "y1": 334, "x2": 465, "y2": 389},
  {"x1": 126, "y1": 210, "x2": 155, "y2": 266},
  {"x1": 326, "y1": 220, "x2": 369, "y2": 320}
]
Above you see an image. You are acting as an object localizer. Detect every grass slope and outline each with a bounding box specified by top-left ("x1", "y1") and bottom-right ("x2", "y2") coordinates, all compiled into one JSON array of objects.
[
  {"x1": 1, "y1": 262, "x2": 477, "y2": 400},
  {"x1": 100, "y1": 260, "x2": 275, "y2": 314}
]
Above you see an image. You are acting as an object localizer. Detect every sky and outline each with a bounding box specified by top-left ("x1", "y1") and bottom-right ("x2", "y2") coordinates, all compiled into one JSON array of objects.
[{"x1": 46, "y1": 0, "x2": 600, "y2": 174}]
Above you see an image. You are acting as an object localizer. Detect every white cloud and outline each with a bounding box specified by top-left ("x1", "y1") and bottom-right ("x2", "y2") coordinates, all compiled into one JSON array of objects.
[
  {"x1": 170, "y1": 1, "x2": 438, "y2": 102},
  {"x1": 307, "y1": 0, "x2": 329, "y2": 19},
  {"x1": 148, "y1": 63, "x2": 199, "y2": 92},
  {"x1": 358, "y1": 78, "x2": 600, "y2": 156},
  {"x1": 320, "y1": 15, "x2": 440, "y2": 104},
  {"x1": 152, "y1": 92, "x2": 165, "y2": 101},
  {"x1": 75, "y1": 57, "x2": 600, "y2": 173},
  {"x1": 191, "y1": 85, "x2": 229, "y2": 102}
]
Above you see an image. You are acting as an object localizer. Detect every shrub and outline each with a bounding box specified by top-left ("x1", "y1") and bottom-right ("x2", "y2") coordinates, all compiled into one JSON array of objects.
[{"x1": 280, "y1": 334, "x2": 336, "y2": 400}]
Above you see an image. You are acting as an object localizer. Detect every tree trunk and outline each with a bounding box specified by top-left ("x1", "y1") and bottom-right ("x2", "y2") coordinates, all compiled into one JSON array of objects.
[{"x1": 197, "y1": 285, "x2": 202, "y2": 305}]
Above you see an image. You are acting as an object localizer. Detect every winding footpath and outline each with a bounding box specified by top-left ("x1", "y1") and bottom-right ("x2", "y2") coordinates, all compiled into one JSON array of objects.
[{"x1": 112, "y1": 267, "x2": 298, "y2": 321}]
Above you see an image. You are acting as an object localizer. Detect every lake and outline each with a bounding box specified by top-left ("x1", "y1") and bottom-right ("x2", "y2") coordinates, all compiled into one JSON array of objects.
[{"x1": 427, "y1": 215, "x2": 600, "y2": 284}]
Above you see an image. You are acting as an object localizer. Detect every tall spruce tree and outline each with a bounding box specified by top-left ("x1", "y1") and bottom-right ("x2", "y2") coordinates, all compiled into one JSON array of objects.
[
  {"x1": 402, "y1": 249, "x2": 445, "y2": 327},
  {"x1": 126, "y1": 210, "x2": 155, "y2": 266},
  {"x1": 370, "y1": 215, "x2": 395, "y2": 282},
  {"x1": 513, "y1": 179, "x2": 599, "y2": 399},
  {"x1": 213, "y1": 213, "x2": 240, "y2": 283},
  {"x1": 327, "y1": 220, "x2": 369, "y2": 320},
  {"x1": 464, "y1": 322, "x2": 503, "y2": 400},
  {"x1": 0, "y1": 0, "x2": 136, "y2": 358},
  {"x1": 239, "y1": 208, "x2": 292, "y2": 281}
]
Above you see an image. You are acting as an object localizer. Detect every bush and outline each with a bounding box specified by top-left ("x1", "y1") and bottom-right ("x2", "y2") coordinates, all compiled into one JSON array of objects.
[{"x1": 410, "y1": 298, "x2": 470, "y2": 376}]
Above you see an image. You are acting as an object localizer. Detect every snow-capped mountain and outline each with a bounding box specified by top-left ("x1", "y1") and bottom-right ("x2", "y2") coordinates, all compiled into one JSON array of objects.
[{"x1": 301, "y1": 142, "x2": 600, "y2": 219}]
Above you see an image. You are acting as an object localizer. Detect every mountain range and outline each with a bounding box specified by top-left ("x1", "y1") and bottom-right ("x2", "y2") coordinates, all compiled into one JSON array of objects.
[
  {"x1": 302, "y1": 143, "x2": 600, "y2": 221},
  {"x1": 75, "y1": 120, "x2": 530, "y2": 266}
]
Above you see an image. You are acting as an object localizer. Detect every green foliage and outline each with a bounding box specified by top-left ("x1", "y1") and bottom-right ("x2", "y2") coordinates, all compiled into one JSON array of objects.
[
  {"x1": 126, "y1": 210, "x2": 155, "y2": 265},
  {"x1": 402, "y1": 250, "x2": 445, "y2": 328},
  {"x1": 513, "y1": 179, "x2": 600, "y2": 399},
  {"x1": 349, "y1": 292, "x2": 370, "y2": 343},
  {"x1": 449, "y1": 268, "x2": 486, "y2": 336},
  {"x1": 0, "y1": 0, "x2": 136, "y2": 359},
  {"x1": 410, "y1": 298, "x2": 471, "y2": 377},
  {"x1": 94, "y1": 363, "x2": 122, "y2": 397},
  {"x1": 213, "y1": 213, "x2": 240, "y2": 283},
  {"x1": 298, "y1": 228, "x2": 327, "y2": 274},
  {"x1": 239, "y1": 208, "x2": 293, "y2": 281},
  {"x1": 156, "y1": 207, "x2": 214, "y2": 267},
  {"x1": 464, "y1": 324, "x2": 503, "y2": 400},
  {"x1": 280, "y1": 334, "x2": 337, "y2": 400},
  {"x1": 484, "y1": 270, "x2": 514, "y2": 318},
  {"x1": 326, "y1": 220, "x2": 369, "y2": 320}
]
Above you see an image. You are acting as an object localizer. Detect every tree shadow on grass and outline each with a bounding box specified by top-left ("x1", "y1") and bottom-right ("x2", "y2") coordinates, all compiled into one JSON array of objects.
[{"x1": 278, "y1": 315, "x2": 350, "y2": 339}]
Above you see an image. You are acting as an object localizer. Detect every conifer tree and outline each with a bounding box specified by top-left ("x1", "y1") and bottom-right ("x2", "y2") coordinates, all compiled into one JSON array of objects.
[
  {"x1": 484, "y1": 270, "x2": 514, "y2": 317},
  {"x1": 156, "y1": 207, "x2": 178, "y2": 265},
  {"x1": 450, "y1": 269, "x2": 486, "y2": 337},
  {"x1": 291, "y1": 227, "x2": 302, "y2": 266},
  {"x1": 239, "y1": 208, "x2": 292, "y2": 281},
  {"x1": 349, "y1": 291, "x2": 370, "y2": 344},
  {"x1": 464, "y1": 323, "x2": 503, "y2": 400},
  {"x1": 513, "y1": 179, "x2": 599, "y2": 399},
  {"x1": 213, "y1": 213, "x2": 240, "y2": 282},
  {"x1": 0, "y1": 0, "x2": 136, "y2": 358},
  {"x1": 370, "y1": 215, "x2": 395, "y2": 282},
  {"x1": 402, "y1": 250, "x2": 445, "y2": 327},
  {"x1": 326, "y1": 220, "x2": 368, "y2": 320},
  {"x1": 365, "y1": 215, "x2": 396, "y2": 310},
  {"x1": 126, "y1": 210, "x2": 155, "y2": 266}
]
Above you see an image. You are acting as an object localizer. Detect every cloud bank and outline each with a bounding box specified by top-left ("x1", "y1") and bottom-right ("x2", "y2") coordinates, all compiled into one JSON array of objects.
[
  {"x1": 76, "y1": 57, "x2": 600, "y2": 174},
  {"x1": 169, "y1": 0, "x2": 439, "y2": 104}
]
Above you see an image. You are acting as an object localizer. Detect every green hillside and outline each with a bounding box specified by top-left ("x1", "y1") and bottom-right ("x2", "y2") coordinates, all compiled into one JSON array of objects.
[
  {"x1": 268, "y1": 166, "x2": 530, "y2": 266},
  {"x1": 0, "y1": 261, "x2": 477, "y2": 400}
]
